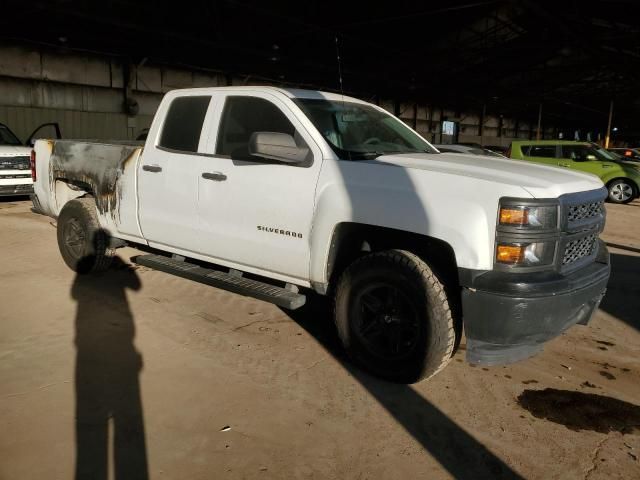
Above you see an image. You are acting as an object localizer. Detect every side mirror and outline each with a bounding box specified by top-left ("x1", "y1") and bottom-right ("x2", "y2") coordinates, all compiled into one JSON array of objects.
[
  {"x1": 248, "y1": 132, "x2": 309, "y2": 165},
  {"x1": 585, "y1": 154, "x2": 597, "y2": 161}
]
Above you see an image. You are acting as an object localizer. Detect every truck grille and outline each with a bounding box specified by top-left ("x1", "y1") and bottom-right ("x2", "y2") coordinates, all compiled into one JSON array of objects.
[
  {"x1": 0, "y1": 156, "x2": 30, "y2": 170},
  {"x1": 562, "y1": 233, "x2": 598, "y2": 266},
  {"x1": 0, "y1": 174, "x2": 31, "y2": 179},
  {"x1": 567, "y1": 200, "x2": 604, "y2": 223}
]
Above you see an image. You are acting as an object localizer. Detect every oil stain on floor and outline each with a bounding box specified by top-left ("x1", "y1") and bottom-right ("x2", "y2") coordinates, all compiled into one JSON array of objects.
[{"x1": 518, "y1": 388, "x2": 640, "y2": 434}]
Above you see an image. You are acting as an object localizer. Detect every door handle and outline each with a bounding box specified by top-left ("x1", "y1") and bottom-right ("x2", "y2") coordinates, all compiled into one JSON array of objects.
[
  {"x1": 202, "y1": 172, "x2": 227, "y2": 181},
  {"x1": 558, "y1": 162, "x2": 571, "y2": 167},
  {"x1": 142, "y1": 164, "x2": 162, "y2": 173}
]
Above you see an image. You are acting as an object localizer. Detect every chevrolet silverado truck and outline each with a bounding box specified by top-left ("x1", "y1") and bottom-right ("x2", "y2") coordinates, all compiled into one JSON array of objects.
[
  {"x1": 0, "y1": 122, "x2": 60, "y2": 197},
  {"x1": 32, "y1": 87, "x2": 610, "y2": 382}
]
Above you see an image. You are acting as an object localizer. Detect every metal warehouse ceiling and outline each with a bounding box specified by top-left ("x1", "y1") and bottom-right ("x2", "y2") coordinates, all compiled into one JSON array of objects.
[{"x1": 2, "y1": 0, "x2": 640, "y2": 130}]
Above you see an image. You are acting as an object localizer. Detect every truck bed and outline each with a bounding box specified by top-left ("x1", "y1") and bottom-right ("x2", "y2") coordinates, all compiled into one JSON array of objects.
[{"x1": 47, "y1": 139, "x2": 144, "y2": 216}]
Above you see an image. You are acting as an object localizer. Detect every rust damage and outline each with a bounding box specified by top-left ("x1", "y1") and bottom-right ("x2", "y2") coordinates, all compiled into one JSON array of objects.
[{"x1": 49, "y1": 140, "x2": 142, "y2": 221}]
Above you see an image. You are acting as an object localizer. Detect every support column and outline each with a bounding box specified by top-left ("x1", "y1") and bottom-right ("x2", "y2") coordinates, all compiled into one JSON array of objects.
[
  {"x1": 479, "y1": 104, "x2": 486, "y2": 145},
  {"x1": 604, "y1": 100, "x2": 614, "y2": 148},
  {"x1": 536, "y1": 103, "x2": 543, "y2": 140},
  {"x1": 427, "y1": 105, "x2": 434, "y2": 142}
]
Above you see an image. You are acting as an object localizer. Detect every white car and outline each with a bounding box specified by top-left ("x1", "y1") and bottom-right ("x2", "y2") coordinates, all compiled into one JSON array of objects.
[
  {"x1": 0, "y1": 122, "x2": 60, "y2": 197},
  {"x1": 32, "y1": 87, "x2": 610, "y2": 382}
]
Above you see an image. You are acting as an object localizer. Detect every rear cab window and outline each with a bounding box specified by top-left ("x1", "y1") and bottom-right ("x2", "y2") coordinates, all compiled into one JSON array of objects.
[{"x1": 159, "y1": 96, "x2": 211, "y2": 153}]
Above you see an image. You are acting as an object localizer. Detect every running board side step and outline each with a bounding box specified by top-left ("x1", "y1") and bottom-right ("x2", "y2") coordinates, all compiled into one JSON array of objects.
[{"x1": 133, "y1": 254, "x2": 306, "y2": 310}]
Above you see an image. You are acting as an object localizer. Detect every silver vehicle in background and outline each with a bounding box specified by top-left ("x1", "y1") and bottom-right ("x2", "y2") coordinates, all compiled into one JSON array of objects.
[{"x1": 434, "y1": 143, "x2": 506, "y2": 157}]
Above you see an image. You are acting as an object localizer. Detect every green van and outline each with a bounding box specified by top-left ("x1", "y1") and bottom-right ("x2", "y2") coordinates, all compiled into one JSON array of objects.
[{"x1": 508, "y1": 140, "x2": 640, "y2": 204}]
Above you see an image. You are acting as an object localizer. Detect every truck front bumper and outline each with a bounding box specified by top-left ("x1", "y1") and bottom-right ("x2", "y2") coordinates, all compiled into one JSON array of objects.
[{"x1": 460, "y1": 241, "x2": 610, "y2": 365}]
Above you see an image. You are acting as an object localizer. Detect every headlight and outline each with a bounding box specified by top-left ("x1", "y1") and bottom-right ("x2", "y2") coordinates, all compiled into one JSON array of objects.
[
  {"x1": 499, "y1": 204, "x2": 558, "y2": 230},
  {"x1": 496, "y1": 241, "x2": 556, "y2": 266}
]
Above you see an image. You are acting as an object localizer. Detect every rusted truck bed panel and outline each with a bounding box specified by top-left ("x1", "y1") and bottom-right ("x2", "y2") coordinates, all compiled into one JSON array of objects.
[{"x1": 49, "y1": 140, "x2": 143, "y2": 218}]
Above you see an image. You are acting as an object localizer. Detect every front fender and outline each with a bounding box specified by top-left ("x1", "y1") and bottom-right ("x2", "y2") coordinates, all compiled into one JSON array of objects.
[{"x1": 308, "y1": 159, "x2": 530, "y2": 285}]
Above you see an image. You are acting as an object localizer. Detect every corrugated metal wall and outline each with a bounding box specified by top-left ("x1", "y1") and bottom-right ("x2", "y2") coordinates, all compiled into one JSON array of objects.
[
  {"x1": 0, "y1": 43, "x2": 227, "y2": 142},
  {"x1": 0, "y1": 105, "x2": 154, "y2": 142},
  {"x1": 0, "y1": 42, "x2": 543, "y2": 146}
]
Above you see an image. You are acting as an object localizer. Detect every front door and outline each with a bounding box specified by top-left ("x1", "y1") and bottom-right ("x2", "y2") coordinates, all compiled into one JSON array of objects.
[
  {"x1": 196, "y1": 92, "x2": 323, "y2": 281},
  {"x1": 558, "y1": 144, "x2": 609, "y2": 176}
]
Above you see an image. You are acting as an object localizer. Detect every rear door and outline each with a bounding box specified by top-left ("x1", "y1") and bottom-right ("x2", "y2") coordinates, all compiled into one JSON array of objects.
[
  {"x1": 195, "y1": 92, "x2": 323, "y2": 281},
  {"x1": 137, "y1": 94, "x2": 213, "y2": 253}
]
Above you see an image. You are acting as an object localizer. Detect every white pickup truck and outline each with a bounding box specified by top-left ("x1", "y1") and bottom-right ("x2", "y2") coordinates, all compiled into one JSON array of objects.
[
  {"x1": 0, "y1": 122, "x2": 60, "y2": 197},
  {"x1": 32, "y1": 87, "x2": 610, "y2": 382}
]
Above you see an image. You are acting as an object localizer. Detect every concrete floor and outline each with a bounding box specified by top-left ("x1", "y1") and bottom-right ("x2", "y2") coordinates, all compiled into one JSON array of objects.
[{"x1": 1, "y1": 197, "x2": 639, "y2": 480}]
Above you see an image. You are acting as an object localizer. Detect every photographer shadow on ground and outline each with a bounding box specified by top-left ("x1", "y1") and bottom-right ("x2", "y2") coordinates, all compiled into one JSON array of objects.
[{"x1": 72, "y1": 256, "x2": 148, "y2": 480}]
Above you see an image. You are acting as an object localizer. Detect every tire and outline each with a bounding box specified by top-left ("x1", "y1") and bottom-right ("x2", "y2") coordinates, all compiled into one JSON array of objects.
[
  {"x1": 334, "y1": 250, "x2": 455, "y2": 383},
  {"x1": 607, "y1": 179, "x2": 635, "y2": 204},
  {"x1": 56, "y1": 198, "x2": 115, "y2": 274}
]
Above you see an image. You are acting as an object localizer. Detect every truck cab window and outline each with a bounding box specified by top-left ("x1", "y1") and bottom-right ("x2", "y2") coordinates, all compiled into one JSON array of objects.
[
  {"x1": 159, "y1": 96, "x2": 211, "y2": 152},
  {"x1": 216, "y1": 97, "x2": 296, "y2": 159}
]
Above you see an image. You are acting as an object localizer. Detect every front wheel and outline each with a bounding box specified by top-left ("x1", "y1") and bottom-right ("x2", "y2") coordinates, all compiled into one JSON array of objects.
[
  {"x1": 608, "y1": 179, "x2": 635, "y2": 204},
  {"x1": 334, "y1": 250, "x2": 456, "y2": 383},
  {"x1": 57, "y1": 198, "x2": 116, "y2": 274}
]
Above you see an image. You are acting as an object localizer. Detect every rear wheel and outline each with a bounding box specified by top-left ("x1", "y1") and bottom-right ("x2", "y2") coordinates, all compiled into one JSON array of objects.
[
  {"x1": 57, "y1": 198, "x2": 115, "y2": 273},
  {"x1": 334, "y1": 250, "x2": 455, "y2": 383},
  {"x1": 608, "y1": 179, "x2": 635, "y2": 204}
]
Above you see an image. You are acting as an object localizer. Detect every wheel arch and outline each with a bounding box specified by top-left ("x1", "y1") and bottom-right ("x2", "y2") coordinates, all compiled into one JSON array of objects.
[
  {"x1": 324, "y1": 222, "x2": 460, "y2": 294},
  {"x1": 53, "y1": 177, "x2": 92, "y2": 216}
]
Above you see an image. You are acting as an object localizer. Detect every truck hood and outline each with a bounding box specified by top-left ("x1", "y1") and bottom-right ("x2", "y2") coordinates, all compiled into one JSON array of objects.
[
  {"x1": 0, "y1": 145, "x2": 31, "y2": 156},
  {"x1": 371, "y1": 152, "x2": 604, "y2": 198}
]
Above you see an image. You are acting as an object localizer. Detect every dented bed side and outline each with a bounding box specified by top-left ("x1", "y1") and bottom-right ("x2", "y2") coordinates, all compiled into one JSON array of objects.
[{"x1": 34, "y1": 139, "x2": 145, "y2": 241}]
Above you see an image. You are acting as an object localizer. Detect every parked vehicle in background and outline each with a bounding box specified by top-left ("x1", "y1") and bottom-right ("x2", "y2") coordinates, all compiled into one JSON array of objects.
[
  {"x1": 610, "y1": 147, "x2": 640, "y2": 162},
  {"x1": 434, "y1": 144, "x2": 505, "y2": 157},
  {"x1": 0, "y1": 122, "x2": 61, "y2": 197},
  {"x1": 508, "y1": 140, "x2": 640, "y2": 204},
  {"x1": 136, "y1": 128, "x2": 149, "y2": 141},
  {"x1": 484, "y1": 144, "x2": 509, "y2": 156},
  {"x1": 32, "y1": 87, "x2": 610, "y2": 383}
]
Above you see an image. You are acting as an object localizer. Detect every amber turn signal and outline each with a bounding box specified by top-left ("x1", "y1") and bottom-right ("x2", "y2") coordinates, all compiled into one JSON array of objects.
[
  {"x1": 499, "y1": 207, "x2": 528, "y2": 226},
  {"x1": 496, "y1": 244, "x2": 525, "y2": 264}
]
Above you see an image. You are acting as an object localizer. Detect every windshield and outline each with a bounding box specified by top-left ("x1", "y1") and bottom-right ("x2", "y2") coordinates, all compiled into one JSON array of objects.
[
  {"x1": 295, "y1": 99, "x2": 438, "y2": 160},
  {"x1": 590, "y1": 145, "x2": 619, "y2": 161},
  {"x1": 0, "y1": 124, "x2": 22, "y2": 146}
]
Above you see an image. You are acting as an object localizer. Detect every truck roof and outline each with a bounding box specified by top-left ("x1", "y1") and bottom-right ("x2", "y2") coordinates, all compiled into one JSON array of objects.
[{"x1": 164, "y1": 85, "x2": 369, "y2": 104}]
